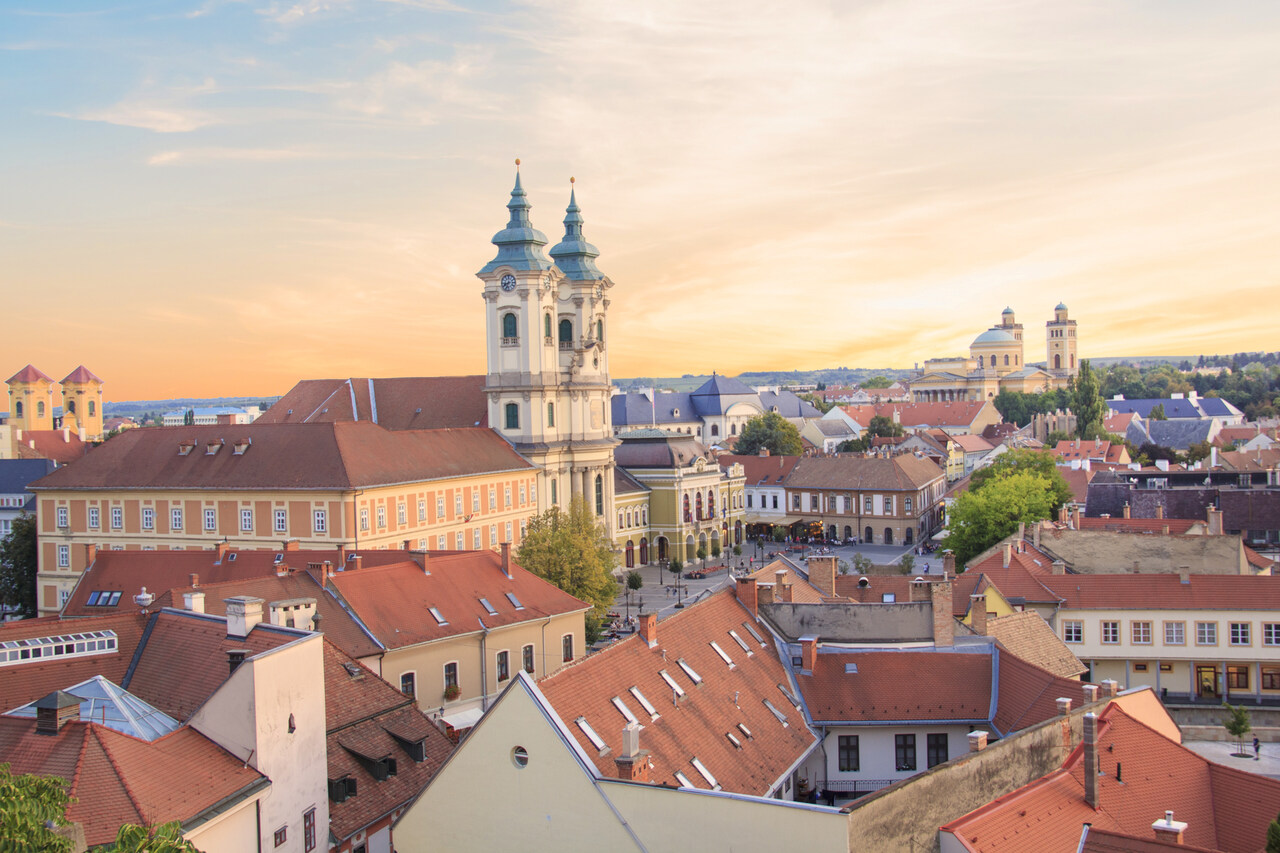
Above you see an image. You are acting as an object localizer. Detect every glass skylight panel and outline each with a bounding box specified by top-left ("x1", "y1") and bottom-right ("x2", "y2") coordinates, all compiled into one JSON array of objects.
[
  {"x1": 611, "y1": 696, "x2": 638, "y2": 725},
  {"x1": 762, "y1": 698, "x2": 789, "y2": 727},
  {"x1": 778, "y1": 683, "x2": 800, "y2": 707},
  {"x1": 479, "y1": 598, "x2": 498, "y2": 616},
  {"x1": 845, "y1": 663, "x2": 859, "y2": 674},
  {"x1": 676, "y1": 658, "x2": 703, "y2": 685},
  {"x1": 674, "y1": 771, "x2": 694, "y2": 788},
  {"x1": 690, "y1": 757, "x2": 720, "y2": 790},
  {"x1": 709, "y1": 642, "x2": 734, "y2": 669},
  {"x1": 106, "y1": 591, "x2": 121, "y2": 606},
  {"x1": 86, "y1": 591, "x2": 100, "y2": 606},
  {"x1": 629, "y1": 686, "x2": 659, "y2": 720},
  {"x1": 0, "y1": 630, "x2": 117, "y2": 667},
  {"x1": 659, "y1": 669, "x2": 686, "y2": 698},
  {"x1": 726, "y1": 732, "x2": 742, "y2": 749},
  {"x1": 741, "y1": 621, "x2": 765, "y2": 644},
  {"x1": 737, "y1": 723, "x2": 753, "y2": 739},
  {"x1": 728, "y1": 630, "x2": 753, "y2": 655},
  {"x1": 428, "y1": 607, "x2": 448, "y2": 625},
  {"x1": 505, "y1": 592, "x2": 524, "y2": 610},
  {"x1": 575, "y1": 716, "x2": 607, "y2": 752}
]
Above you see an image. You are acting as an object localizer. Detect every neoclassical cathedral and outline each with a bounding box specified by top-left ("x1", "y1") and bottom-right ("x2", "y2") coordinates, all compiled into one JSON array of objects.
[{"x1": 910, "y1": 305, "x2": 1079, "y2": 402}]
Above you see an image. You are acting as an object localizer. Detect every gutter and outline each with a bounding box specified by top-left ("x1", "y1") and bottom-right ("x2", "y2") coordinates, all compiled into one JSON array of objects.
[{"x1": 181, "y1": 776, "x2": 272, "y2": 834}]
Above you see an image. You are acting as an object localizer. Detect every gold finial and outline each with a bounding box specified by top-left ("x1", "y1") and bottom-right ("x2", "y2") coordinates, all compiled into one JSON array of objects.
[
  {"x1": 570, "y1": 176, "x2": 575, "y2": 184},
  {"x1": 514, "y1": 158, "x2": 521, "y2": 167}
]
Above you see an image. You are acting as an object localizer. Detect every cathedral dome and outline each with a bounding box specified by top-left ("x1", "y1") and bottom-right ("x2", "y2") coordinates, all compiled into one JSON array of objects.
[{"x1": 972, "y1": 328, "x2": 1017, "y2": 347}]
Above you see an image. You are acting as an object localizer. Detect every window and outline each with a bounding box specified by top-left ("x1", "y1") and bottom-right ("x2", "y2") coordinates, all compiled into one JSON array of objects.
[
  {"x1": 240, "y1": 509, "x2": 253, "y2": 532},
  {"x1": 398, "y1": 502, "x2": 407, "y2": 525},
  {"x1": 544, "y1": 313, "x2": 552, "y2": 339},
  {"x1": 57, "y1": 545, "x2": 70, "y2": 568},
  {"x1": 905, "y1": 497, "x2": 913, "y2": 514},
  {"x1": 1230, "y1": 623, "x2": 1251, "y2": 646},
  {"x1": 473, "y1": 528, "x2": 481, "y2": 549},
  {"x1": 313, "y1": 509, "x2": 327, "y2": 533},
  {"x1": 271, "y1": 508, "x2": 286, "y2": 532},
  {"x1": 506, "y1": 521, "x2": 513, "y2": 542},
  {"x1": 1196, "y1": 622, "x2": 1218, "y2": 645},
  {"x1": 274, "y1": 827, "x2": 287, "y2": 848},
  {"x1": 1101, "y1": 621, "x2": 1120, "y2": 644},
  {"x1": 864, "y1": 496, "x2": 873, "y2": 514},
  {"x1": 895, "y1": 734, "x2": 916, "y2": 771},
  {"x1": 437, "y1": 496, "x2": 445, "y2": 519},
  {"x1": 1228, "y1": 665, "x2": 1250, "y2": 690},
  {"x1": 444, "y1": 662, "x2": 458, "y2": 691},
  {"x1": 1165, "y1": 621, "x2": 1185, "y2": 645},
  {"x1": 597, "y1": 318, "x2": 604, "y2": 342},
  {"x1": 418, "y1": 499, "x2": 426, "y2": 521},
  {"x1": 400, "y1": 672, "x2": 416, "y2": 698},
  {"x1": 793, "y1": 493, "x2": 801, "y2": 510},
  {"x1": 142, "y1": 507, "x2": 154, "y2": 530},
  {"x1": 110, "y1": 506, "x2": 122, "y2": 530},
  {"x1": 1264, "y1": 624, "x2": 1280, "y2": 646},
  {"x1": 523, "y1": 644, "x2": 535, "y2": 674},
  {"x1": 376, "y1": 506, "x2": 386, "y2": 529},
  {"x1": 497, "y1": 650, "x2": 510, "y2": 682},
  {"x1": 562, "y1": 634, "x2": 574, "y2": 662},
  {"x1": 519, "y1": 483, "x2": 527, "y2": 505},
  {"x1": 551, "y1": 480, "x2": 557, "y2": 506},
  {"x1": 838, "y1": 735, "x2": 859, "y2": 772},
  {"x1": 1264, "y1": 667, "x2": 1280, "y2": 690},
  {"x1": 488, "y1": 487, "x2": 496, "y2": 510},
  {"x1": 472, "y1": 490, "x2": 481, "y2": 513},
  {"x1": 1132, "y1": 621, "x2": 1152, "y2": 645},
  {"x1": 927, "y1": 733, "x2": 949, "y2": 768},
  {"x1": 360, "y1": 508, "x2": 370, "y2": 531},
  {"x1": 303, "y1": 809, "x2": 316, "y2": 852},
  {"x1": 595, "y1": 474, "x2": 604, "y2": 516},
  {"x1": 1063, "y1": 620, "x2": 1083, "y2": 644},
  {"x1": 88, "y1": 507, "x2": 100, "y2": 529},
  {"x1": 455, "y1": 531, "x2": 464, "y2": 549},
  {"x1": 547, "y1": 403, "x2": 555, "y2": 428},
  {"x1": 501, "y1": 312, "x2": 518, "y2": 342},
  {"x1": 171, "y1": 508, "x2": 183, "y2": 530},
  {"x1": 489, "y1": 525, "x2": 498, "y2": 546},
  {"x1": 56, "y1": 506, "x2": 69, "y2": 528},
  {"x1": 504, "y1": 486, "x2": 511, "y2": 508},
  {"x1": 505, "y1": 402, "x2": 519, "y2": 430},
  {"x1": 559, "y1": 318, "x2": 572, "y2": 346},
  {"x1": 455, "y1": 493, "x2": 463, "y2": 515},
  {"x1": 203, "y1": 508, "x2": 216, "y2": 531}
]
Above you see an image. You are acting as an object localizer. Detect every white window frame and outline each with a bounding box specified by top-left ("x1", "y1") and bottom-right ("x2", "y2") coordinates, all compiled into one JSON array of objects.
[
  {"x1": 56, "y1": 506, "x2": 69, "y2": 528},
  {"x1": 88, "y1": 506, "x2": 100, "y2": 529},
  {"x1": 1230, "y1": 622, "x2": 1251, "y2": 646},
  {"x1": 1100, "y1": 621, "x2": 1119, "y2": 645},
  {"x1": 1165, "y1": 621, "x2": 1185, "y2": 645},
  {"x1": 240, "y1": 509, "x2": 254, "y2": 532},
  {"x1": 398, "y1": 502, "x2": 407, "y2": 525},
  {"x1": 203, "y1": 508, "x2": 217, "y2": 531},
  {"x1": 171, "y1": 508, "x2": 184, "y2": 531},
  {"x1": 1196, "y1": 621, "x2": 1217, "y2": 646},
  {"x1": 313, "y1": 509, "x2": 327, "y2": 534},
  {"x1": 1131, "y1": 621, "x2": 1151, "y2": 645},
  {"x1": 1264, "y1": 623, "x2": 1280, "y2": 647},
  {"x1": 1063, "y1": 620, "x2": 1083, "y2": 644},
  {"x1": 274, "y1": 508, "x2": 287, "y2": 533},
  {"x1": 110, "y1": 506, "x2": 123, "y2": 530},
  {"x1": 142, "y1": 507, "x2": 154, "y2": 530},
  {"x1": 57, "y1": 544, "x2": 70, "y2": 568}
]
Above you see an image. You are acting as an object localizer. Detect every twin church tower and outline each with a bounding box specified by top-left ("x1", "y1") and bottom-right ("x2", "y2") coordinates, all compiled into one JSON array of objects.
[{"x1": 477, "y1": 165, "x2": 619, "y2": 522}]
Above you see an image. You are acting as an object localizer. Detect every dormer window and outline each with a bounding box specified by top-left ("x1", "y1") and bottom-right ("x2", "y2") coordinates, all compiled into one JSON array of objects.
[
  {"x1": 233, "y1": 438, "x2": 252, "y2": 455},
  {"x1": 178, "y1": 441, "x2": 195, "y2": 456},
  {"x1": 206, "y1": 439, "x2": 224, "y2": 455}
]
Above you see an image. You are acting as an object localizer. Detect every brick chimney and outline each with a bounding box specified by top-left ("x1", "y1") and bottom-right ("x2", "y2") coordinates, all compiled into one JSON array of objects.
[
  {"x1": 1101, "y1": 679, "x2": 1119, "y2": 699},
  {"x1": 1033, "y1": 521, "x2": 1042, "y2": 550},
  {"x1": 968, "y1": 731, "x2": 988, "y2": 752},
  {"x1": 736, "y1": 577, "x2": 758, "y2": 616},
  {"x1": 1052, "y1": 559, "x2": 1066, "y2": 575},
  {"x1": 1155, "y1": 504, "x2": 1164, "y2": 520},
  {"x1": 758, "y1": 448, "x2": 770, "y2": 457},
  {"x1": 183, "y1": 591, "x2": 205, "y2": 613},
  {"x1": 758, "y1": 583, "x2": 775, "y2": 606},
  {"x1": 943, "y1": 551, "x2": 956, "y2": 576},
  {"x1": 1072, "y1": 506, "x2": 1081, "y2": 529},
  {"x1": 283, "y1": 539, "x2": 300, "y2": 552},
  {"x1": 500, "y1": 542, "x2": 512, "y2": 578},
  {"x1": 776, "y1": 570, "x2": 793, "y2": 603},
  {"x1": 1083, "y1": 684, "x2": 1099, "y2": 704},
  {"x1": 931, "y1": 580, "x2": 953, "y2": 648},
  {"x1": 189, "y1": 572, "x2": 199, "y2": 588},
  {"x1": 809, "y1": 556, "x2": 836, "y2": 596},
  {"x1": 1083, "y1": 712, "x2": 1100, "y2": 809},
  {"x1": 801, "y1": 637, "x2": 817, "y2": 673},
  {"x1": 225, "y1": 596, "x2": 265, "y2": 639},
  {"x1": 1002, "y1": 543, "x2": 1012, "y2": 568},
  {"x1": 352, "y1": 555, "x2": 363, "y2": 571},
  {"x1": 84, "y1": 543, "x2": 97, "y2": 566},
  {"x1": 1058, "y1": 506, "x2": 1068, "y2": 524},
  {"x1": 1206, "y1": 506, "x2": 1223, "y2": 536},
  {"x1": 215, "y1": 541, "x2": 230, "y2": 561},
  {"x1": 1056, "y1": 697, "x2": 1073, "y2": 716},
  {"x1": 614, "y1": 721, "x2": 650, "y2": 782},
  {"x1": 969, "y1": 594, "x2": 988, "y2": 635},
  {"x1": 638, "y1": 613, "x2": 658, "y2": 649},
  {"x1": 1152, "y1": 810, "x2": 1187, "y2": 844},
  {"x1": 1122, "y1": 502, "x2": 1131, "y2": 519}
]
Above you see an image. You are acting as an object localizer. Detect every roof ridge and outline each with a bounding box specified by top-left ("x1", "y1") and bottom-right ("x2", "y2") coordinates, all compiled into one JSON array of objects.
[{"x1": 88, "y1": 723, "x2": 150, "y2": 828}]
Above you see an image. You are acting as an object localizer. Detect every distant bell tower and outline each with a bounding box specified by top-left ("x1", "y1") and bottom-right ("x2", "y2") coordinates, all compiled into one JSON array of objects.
[
  {"x1": 60, "y1": 366, "x2": 105, "y2": 440},
  {"x1": 1045, "y1": 302, "x2": 1078, "y2": 377},
  {"x1": 477, "y1": 163, "x2": 618, "y2": 527},
  {"x1": 6, "y1": 364, "x2": 56, "y2": 432}
]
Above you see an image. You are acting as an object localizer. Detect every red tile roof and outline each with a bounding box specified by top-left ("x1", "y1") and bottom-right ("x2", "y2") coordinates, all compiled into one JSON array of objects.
[
  {"x1": 60, "y1": 366, "x2": 103, "y2": 384},
  {"x1": 985, "y1": 611, "x2": 1086, "y2": 679},
  {"x1": 840, "y1": 401, "x2": 994, "y2": 429},
  {"x1": 1051, "y1": 440, "x2": 1128, "y2": 464},
  {"x1": 258, "y1": 376, "x2": 488, "y2": 430},
  {"x1": 326, "y1": 550, "x2": 589, "y2": 650},
  {"x1": 6, "y1": 364, "x2": 53, "y2": 384},
  {"x1": 942, "y1": 702, "x2": 1280, "y2": 852},
  {"x1": 1060, "y1": 467, "x2": 1096, "y2": 503},
  {"x1": 1040, "y1": 573, "x2": 1280, "y2": 611},
  {"x1": 0, "y1": 719, "x2": 264, "y2": 848},
  {"x1": 0, "y1": 612, "x2": 150, "y2": 707},
  {"x1": 16, "y1": 430, "x2": 92, "y2": 464},
  {"x1": 960, "y1": 545, "x2": 1064, "y2": 603},
  {"x1": 991, "y1": 649, "x2": 1092, "y2": 735},
  {"x1": 717, "y1": 453, "x2": 801, "y2": 486},
  {"x1": 796, "y1": 650, "x2": 992, "y2": 723},
  {"x1": 1082, "y1": 828, "x2": 1219, "y2": 853},
  {"x1": 537, "y1": 589, "x2": 817, "y2": 796},
  {"x1": 30, "y1": 422, "x2": 533, "y2": 490},
  {"x1": 1074, "y1": 517, "x2": 1198, "y2": 535},
  {"x1": 787, "y1": 453, "x2": 944, "y2": 491}
]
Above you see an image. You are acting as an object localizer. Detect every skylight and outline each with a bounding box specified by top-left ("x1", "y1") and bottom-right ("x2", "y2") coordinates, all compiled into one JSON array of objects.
[
  {"x1": 674, "y1": 771, "x2": 694, "y2": 788},
  {"x1": 677, "y1": 658, "x2": 703, "y2": 685},
  {"x1": 575, "y1": 716, "x2": 607, "y2": 753},
  {"x1": 691, "y1": 757, "x2": 720, "y2": 790},
  {"x1": 1, "y1": 630, "x2": 118, "y2": 667},
  {"x1": 845, "y1": 663, "x2": 859, "y2": 674},
  {"x1": 505, "y1": 592, "x2": 524, "y2": 610},
  {"x1": 778, "y1": 683, "x2": 800, "y2": 707},
  {"x1": 762, "y1": 698, "x2": 789, "y2": 727},
  {"x1": 728, "y1": 630, "x2": 753, "y2": 656},
  {"x1": 85, "y1": 590, "x2": 121, "y2": 607},
  {"x1": 659, "y1": 670, "x2": 686, "y2": 698},
  {"x1": 741, "y1": 621, "x2": 765, "y2": 645},
  {"x1": 726, "y1": 732, "x2": 742, "y2": 749},
  {"x1": 709, "y1": 642, "x2": 734, "y2": 669},
  {"x1": 629, "y1": 686, "x2": 659, "y2": 720},
  {"x1": 479, "y1": 598, "x2": 498, "y2": 616},
  {"x1": 428, "y1": 607, "x2": 448, "y2": 625},
  {"x1": 737, "y1": 723, "x2": 753, "y2": 739},
  {"x1": 611, "y1": 696, "x2": 638, "y2": 725}
]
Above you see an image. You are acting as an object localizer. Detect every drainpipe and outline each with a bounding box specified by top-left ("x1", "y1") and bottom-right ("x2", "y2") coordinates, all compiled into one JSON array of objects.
[{"x1": 479, "y1": 617, "x2": 491, "y2": 711}]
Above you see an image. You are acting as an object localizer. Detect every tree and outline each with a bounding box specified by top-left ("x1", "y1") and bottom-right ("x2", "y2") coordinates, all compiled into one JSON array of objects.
[
  {"x1": 0, "y1": 513, "x2": 38, "y2": 619},
  {"x1": 898, "y1": 553, "x2": 915, "y2": 575},
  {"x1": 1267, "y1": 810, "x2": 1280, "y2": 853},
  {"x1": 624, "y1": 570, "x2": 643, "y2": 620},
  {"x1": 797, "y1": 393, "x2": 834, "y2": 414},
  {"x1": 943, "y1": 472, "x2": 1061, "y2": 566},
  {"x1": 710, "y1": 541, "x2": 721, "y2": 560},
  {"x1": 736, "y1": 412, "x2": 803, "y2": 457},
  {"x1": 1149, "y1": 403, "x2": 1167, "y2": 420},
  {"x1": 969, "y1": 449, "x2": 1073, "y2": 512},
  {"x1": 862, "y1": 376, "x2": 892, "y2": 389},
  {"x1": 0, "y1": 763, "x2": 74, "y2": 852},
  {"x1": 1223, "y1": 703, "x2": 1252, "y2": 757},
  {"x1": 104, "y1": 822, "x2": 202, "y2": 852},
  {"x1": 1072, "y1": 360, "x2": 1107, "y2": 438},
  {"x1": 865, "y1": 415, "x2": 905, "y2": 438},
  {"x1": 516, "y1": 497, "x2": 618, "y2": 643},
  {"x1": 851, "y1": 553, "x2": 873, "y2": 575}
]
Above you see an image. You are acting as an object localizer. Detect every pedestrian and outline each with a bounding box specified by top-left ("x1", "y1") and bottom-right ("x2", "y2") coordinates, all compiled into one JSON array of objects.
[{"x1": 1254, "y1": 735, "x2": 1261, "y2": 761}]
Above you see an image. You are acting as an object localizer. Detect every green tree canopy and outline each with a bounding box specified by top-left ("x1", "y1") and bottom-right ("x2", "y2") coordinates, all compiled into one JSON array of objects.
[
  {"x1": 0, "y1": 513, "x2": 38, "y2": 619},
  {"x1": 943, "y1": 471, "x2": 1061, "y2": 566},
  {"x1": 861, "y1": 376, "x2": 893, "y2": 389},
  {"x1": 516, "y1": 497, "x2": 618, "y2": 642},
  {"x1": 1072, "y1": 360, "x2": 1108, "y2": 438},
  {"x1": 1223, "y1": 703, "x2": 1252, "y2": 756},
  {"x1": 736, "y1": 412, "x2": 803, "y2": 456},
  {"x1": 796, "y1": 393, "x2": 833, "y2": 414},
  {"x1": 104, "y1": 822, "x2": 203, "y2": 852},
  {"x1": 969, "y1": 449, "x2": 1073, "y2": 511},
  {"x1": 0, "y1": 763, "x2": 74, "y2": 852}
]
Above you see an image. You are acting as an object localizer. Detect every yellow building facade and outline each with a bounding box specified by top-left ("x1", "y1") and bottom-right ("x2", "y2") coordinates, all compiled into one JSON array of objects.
[{"x1": 5, "y1": 364, "x2": 104, "y2": 442}]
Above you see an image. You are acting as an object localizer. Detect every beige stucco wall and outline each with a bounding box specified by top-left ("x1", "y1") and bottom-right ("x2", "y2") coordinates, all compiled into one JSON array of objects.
[{"x1": 184, "y1": 793, "x2": 264, "y2": 853}]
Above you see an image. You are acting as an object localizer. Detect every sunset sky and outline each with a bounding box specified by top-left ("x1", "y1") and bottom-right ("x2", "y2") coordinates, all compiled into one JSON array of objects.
[{"x1": 3, "y1": 1, "x2": 1279, "y2": 401}]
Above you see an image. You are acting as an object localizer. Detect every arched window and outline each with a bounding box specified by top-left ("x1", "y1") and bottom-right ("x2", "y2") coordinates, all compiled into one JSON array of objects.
[
  {"x1": 597, "y1": 319, "x2": 604, "y2": 342},
  {"x1": 14, "y1": 401, "x2": 22, "y2": 417},
  {"x1": 884, "y1": 527, "x2": 894, "y2": 545},
  {"x1": 1054, "y1": 354, "x2": 1062, "y2": 370},
  {"x1": 559, "y1": 319, "x2": 573, "y2": 346},
  {"x1": 37, "y1": 401, "x2": 45, "y2": 417},
  {"x1": 711, "y1": 424, "x2": 719, "y2": 436},
  {"x1": 731, "y1": 423, "x2": 737, "y2": 435},
  {"x1": 639, "y1": 538, "x2": 649, "y2": 563},
  {"x1": 642, "y1": 508, "x2": 647, "y2": 525},
  {"x1": 594, "y1": 474, "x2": 604, "y2": 516},
  {"x1": 89, "y1": 400, "x2": 95, "y2": 416},
  {"x1": 1071, "y1": 354, "x2": 1076, "y2": 368},
  {"x1": 502, "y1": 313, "x2": 518, "y2": 340},
  {"x1": 544, "y1": 313, "x2": 552, "y2": 339},
  {"x1": 619, "y1": 511, "x2": 624, "y2": 529},
  {"x1": 625, "y1": 542, "x2": 634, "y2": 567},
  {"x1": 547, "y1": 403, "x2": 555, "y2": 427},
  {"x1": 707, "y1": 491, "x2": 715, "y2": 519},
  {"x1": 683, "y1": 495, "x2": 691, "y2": 523},
  {"x1": 505, "y1": 402, "x2": 519, "y2": 430},
  {"x1": 626, "y1": 509, "x2": 633, "y2": 527},
  {"x1": 551, "y1": 480, "x2": 558, "y2": 505},
  {"x1": 989, "y1": 355, "x2": 997, "y2": 368},
  {"x1": 695, "y1": 493, "x2": 703, "y2": 520},
  {"x1": 1003, "y1": 354, "x2": 1009, "y2": 366},
  {"x1": 67, "y1": 400, "x2": 76, "y2": 414}
]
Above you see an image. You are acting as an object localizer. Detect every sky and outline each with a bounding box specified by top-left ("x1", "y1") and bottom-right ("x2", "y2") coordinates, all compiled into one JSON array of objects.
[{"x1": 3, "y1": 1, "x2": 1279, "y2": 401}]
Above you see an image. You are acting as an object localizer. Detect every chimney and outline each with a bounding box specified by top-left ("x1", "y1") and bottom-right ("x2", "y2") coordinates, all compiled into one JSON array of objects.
[
  {"x1": 1058, "y1": 506, "x2": 1068, "y2": 524},
  {"x1": 1017, "y1": 521, "x2": 1025, "y2": 541},
  {"x1": 943, "y1": 551, "x2": 956, "y2": 576},
  {"x1": 1178, "y1": 568, "x2": 1190, "y2": 584},
  {"x1": 931, "y1": 581, "x2": 953, "y2": 648},
  {"x1": 183, "y1": 591, "x2": 205, "y2": 613},
  {"x1": 1155, "y1": 503, "x2": 1165, "y2": 519},
  {"x1": 224, "y1": 596, "x2": 265, "y2": 639},
  {"x1": 215, "y1": 541, "x2": 230, "y2": 561},
  {"x1": 283, "y1": 539, "x2": 300, "y2": 552},
  {"x1": 352, "y1": 555, "x2": 363, "y2": 571},
  {"x1": 227, "y1": 648, "x2": 249, "y2": 676},
  {"x1": 34, "y1": 691, "x2": 81, "y2": 735},
  {"x1": 758, "y1": 583, "x2": 775, "y2": 606},
  {"x1": 1122, "y1": 502, "x2": 1131, "y2": 519},
  {"x1": 84, "y1": 543, "x2": 97, "y2": 566},
  {"x1": 758, "y1": 447, "x2": 770, "y2": 457},
  {"x1": 969, "y1": 594, "x2": 988, "y2": 635},
  {"x1": 1152, "y1": 810, "x2": 1187, "y2": 845},
  {"x1": 809, "y1": 555, "x2": 836, "y2": 597},
  {"x1": 1002, "y1": 543, "x2": 1012, "y2": 568},
  {"x1": 1162, "y1": 525, "x2": 1170, "y2": 535},
  {"x1": 801, "y1": 637, "x2": 817, "y2": 673},
  {"x1": 1206, "y1": 506, "x2": 1222, "y2": 536},
  {"x1": 338, "y1": 545, "x2": 349, "y2": 566},
  {"x1": 776, "y1": 570, "x2": 793, "y2": 603},
  {"x1": 1132, "y1": 560, "x2": 1141, "y2": 574},
  {"x1": 1072, "y1": 506, "x2": 1081, "y2": 529},
  {"x1": 501, "y1": 542, "x2": 511, "y2": 578},
  {"x1": 910, "y1": 577, "x2": 931, "y2": 602},
  {"x1": 1083, "y1": 684, "x2": 1099, "y2": 704},
  {"x1": 1084, "y1": 712, "x2": 1100, "y2": 809},
  {"x1": 1052, "y1": 559, "x2": 1066, "y2": 575},
  {"x1": 1100, "y1": 679, "x2": 1119, "y2": 699},
  {"x1": 638, "y1": 613, "x2": 658, "y2": 649},
  {"x1": 1034, "y1": 521, "x2": 1042, "y2": 550},
  {"x1": 968, "y1": 731, "x2": 988, "y2": 752},
  {"x1": 189, "y1": 572, "x2": 199, "y2": 588},
  {"x1": 1056, "y1": 697, "x2": 1073, "y2": 716},
  {"x1": 614, "y1": 721, "x2": 650, "y2": 782},
  {"x1": 736, "y1": 577, "x2": 758, "y2": 616},
  {"x1": 62, "y1": 426, "x2": 70, "y2": 442}
]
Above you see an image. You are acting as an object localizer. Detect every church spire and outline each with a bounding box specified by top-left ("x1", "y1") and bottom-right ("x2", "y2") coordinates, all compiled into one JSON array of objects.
[
  {"x1": 479, "y1": 159, "x2": 553, "y2": 274},
  {"x1": 550, "y1": 177, "x2": 604, "y2": 281}
]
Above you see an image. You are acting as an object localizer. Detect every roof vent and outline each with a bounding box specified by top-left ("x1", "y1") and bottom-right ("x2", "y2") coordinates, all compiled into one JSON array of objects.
[{"x1": 845, "y1": 663, "x2": 858, "y2": 674}]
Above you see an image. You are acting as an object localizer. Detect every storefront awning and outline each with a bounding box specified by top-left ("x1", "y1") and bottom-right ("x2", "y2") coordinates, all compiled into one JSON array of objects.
[{"x1": 440, "y1": 706, "x2": 484, "y2": 732}]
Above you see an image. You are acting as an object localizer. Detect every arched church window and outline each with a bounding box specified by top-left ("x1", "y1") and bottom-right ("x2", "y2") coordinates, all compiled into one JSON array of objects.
[
  {"x1": 89, "y1": 400, "x2": 95, "y2": 416},
  {"x1": 37, "y1": 401, "x2": 45, "y2": 417},
  {"x1": 597, "y1": 319, "x2": 604, "y2": 342},
  {"x1": 544, "y1": 313, "x2": 552, "y2": 340},
  {"x1": 731, "y1": 423, "x2": 737, "y2": 435},
  {"x1": 1054, "y1": 354, "x2": 1062, "y2": 370},
  {"x1": 67, "y1": 400, "x2": 76, "y2": 414},
  {"x1": 695, "y1": 493, "x2": 703, "y2": 520},
  {"x1": 711, "y1": 424, "x2": 719, "y2": 437},
  {"x1": 502, "y1": 313, "x2": 518, "y2": 340},
  {"x1": 595, "y1": 475, "x2": 604, "y2": 516},
  {"x1": 14, "y1": 401, "x2": 22, "y2": 417},
  {"x1": 990, "y1": 355, "x2": 997, "y2": 368},
  {"x1": 505, "y1": 402, "x2": 519, "y2": 430},
  {"x1": 1004, "y1": 355, "x2": 1009, "y2": 366},
  {"x1": 559, "y1": 319, "x2": 573, "y2": 346},
  {"x1": 707, "y1": 491, "x2": 715, "y2": 519}
]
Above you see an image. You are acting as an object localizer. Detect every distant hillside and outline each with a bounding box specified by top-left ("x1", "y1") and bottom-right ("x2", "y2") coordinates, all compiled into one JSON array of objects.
[
  {"x1": 615, "y1": 368, "x2": 913, "y2": 392},
  {"x1": 104, "y1": 396, "x2": 282, "y2": 420}
]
